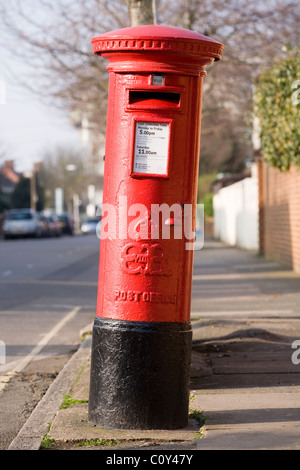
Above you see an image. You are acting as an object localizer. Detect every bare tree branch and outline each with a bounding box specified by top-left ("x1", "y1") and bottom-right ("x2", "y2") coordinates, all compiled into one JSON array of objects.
[{"x1": 0, "y1": 0, "x2": 299, "y2": 172}]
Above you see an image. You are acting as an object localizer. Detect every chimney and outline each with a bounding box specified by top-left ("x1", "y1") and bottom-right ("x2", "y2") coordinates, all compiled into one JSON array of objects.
[{"x1": 4, "y1": 160, "x2": 14, "y2": 170}]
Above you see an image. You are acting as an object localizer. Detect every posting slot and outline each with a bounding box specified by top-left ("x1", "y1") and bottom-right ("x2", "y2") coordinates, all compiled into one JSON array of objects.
[{"x1": 129, "y1": 90, "x2": 181, "y2": 108}]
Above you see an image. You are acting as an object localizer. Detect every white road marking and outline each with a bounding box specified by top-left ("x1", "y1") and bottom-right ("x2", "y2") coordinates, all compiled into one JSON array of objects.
[{"x1": 0, "y1": 306, "x2": 81, "y2": 390}]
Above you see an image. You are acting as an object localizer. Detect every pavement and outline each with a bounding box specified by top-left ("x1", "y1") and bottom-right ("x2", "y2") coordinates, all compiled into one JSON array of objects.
[{"x1": 7, "y1": 239, "x2": 300, "y2": 451}]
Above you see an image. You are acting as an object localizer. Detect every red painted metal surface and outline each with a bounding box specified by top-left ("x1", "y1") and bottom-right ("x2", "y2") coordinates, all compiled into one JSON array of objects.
[{"x1": 92, "y1": 25, "x2": 223, "y2": 323}]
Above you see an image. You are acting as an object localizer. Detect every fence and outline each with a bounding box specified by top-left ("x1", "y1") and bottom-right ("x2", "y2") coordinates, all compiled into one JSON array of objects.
[{"x1": 213, "y1": 165, "x2": 259, "y2": 251}]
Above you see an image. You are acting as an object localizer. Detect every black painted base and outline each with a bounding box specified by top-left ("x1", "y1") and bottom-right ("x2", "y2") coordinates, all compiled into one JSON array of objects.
[{"x1": 88, "y1": 316, "x2": 192, "y2": 430}]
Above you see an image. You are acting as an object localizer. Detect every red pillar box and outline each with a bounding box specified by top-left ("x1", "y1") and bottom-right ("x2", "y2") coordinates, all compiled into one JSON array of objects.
[{"x1": 89, "y1": 25, "x2": 223, "y2": 430}]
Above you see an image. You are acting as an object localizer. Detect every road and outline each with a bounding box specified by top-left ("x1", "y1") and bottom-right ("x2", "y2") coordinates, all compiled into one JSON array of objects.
[{"x1": 0, "y1": 233, "x2": 100, "y2": 449}]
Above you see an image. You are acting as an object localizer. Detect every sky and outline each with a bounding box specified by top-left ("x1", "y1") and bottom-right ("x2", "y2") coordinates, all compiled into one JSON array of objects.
[{"x1": 0, "y1": 58, "x2": 82, "y2": 174}]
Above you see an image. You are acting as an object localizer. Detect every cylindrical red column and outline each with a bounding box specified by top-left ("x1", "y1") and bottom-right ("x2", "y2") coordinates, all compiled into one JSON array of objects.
[{"x1": 89, "y1": 25, "x2": 223, "y2": 430}]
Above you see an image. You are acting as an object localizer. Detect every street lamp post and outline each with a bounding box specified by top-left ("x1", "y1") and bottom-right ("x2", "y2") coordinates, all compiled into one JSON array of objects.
[
  {"x1": 23, "y1": 170, "x2": 37, "y2": 211},
  {"x1": 66, "y1": 164, "x2": 80, "y2": 233}
]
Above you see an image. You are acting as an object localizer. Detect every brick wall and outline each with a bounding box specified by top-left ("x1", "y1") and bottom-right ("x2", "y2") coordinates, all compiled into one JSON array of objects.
[{"x1": 258, "y1": 161, "x2": 300, "y2": 272}]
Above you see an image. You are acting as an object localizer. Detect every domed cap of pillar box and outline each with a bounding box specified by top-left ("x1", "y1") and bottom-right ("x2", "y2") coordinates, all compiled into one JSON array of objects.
[{"x1": 91, "y1": 24, "x2": 224, "y2": 63}]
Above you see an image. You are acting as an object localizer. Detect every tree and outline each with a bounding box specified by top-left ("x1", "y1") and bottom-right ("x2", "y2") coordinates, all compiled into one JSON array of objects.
[
  {"x1": 254, "y1": 49, "x2": 300, "y2": 171},
  {"x1": 0, "y1": 0, "x2": 299, "y2": 173},
  {"x1": 158, "y1": 0, "x2": 299, "y2": 173},
  {"x1": 38, "y1": 146, "x2": 100, "y2": 211},
  {"x1": 11, "y1": 174, "x2": 45, "y2": 211},
  {"x1": 0, "y1": 189, "x2": 11, "y2": 212},
  {"x1": 0, "y1": 144, "x2": 9, "y2": 210},
  {"x1": 11, "y1": 176, "x2": 31, "y2": 209},
  {"x1": 127, "y1": 0, "x2": 156, "y2": 25}
]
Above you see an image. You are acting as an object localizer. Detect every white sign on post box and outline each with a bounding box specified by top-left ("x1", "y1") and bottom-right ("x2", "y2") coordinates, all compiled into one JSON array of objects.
[{"x1": 133, "y1": 121, "x2": 170, "y2": 176}]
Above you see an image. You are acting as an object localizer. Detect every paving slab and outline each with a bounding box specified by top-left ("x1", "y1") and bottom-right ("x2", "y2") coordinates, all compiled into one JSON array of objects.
[
  {"x1": 194, "y1": 391, "x2": 300, "y2": 450},
  {"x1": 49, "y1": 403, "x2": 200, "y2": 444}
]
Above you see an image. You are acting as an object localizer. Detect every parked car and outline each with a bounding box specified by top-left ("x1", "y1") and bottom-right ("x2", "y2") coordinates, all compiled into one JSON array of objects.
[
  {"x1": 39, "y1": 214, "x2": 51, "y2": 237},
  {"x1": 46, "y1": 214, "x2": 61, "y2": 237},
  {"x1": 80, "y1": 217, "x2": 101, "y2": 235},
  {"x1": 57, "y1": 213, "x2": 74, "y2": 235},
  {"x1": 3, "y1": 209, "x2": 44, "y2": 239}
]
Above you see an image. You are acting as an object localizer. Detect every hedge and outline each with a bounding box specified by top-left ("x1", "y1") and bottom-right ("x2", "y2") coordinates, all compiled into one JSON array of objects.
[{"x1": 254, "y1": 49, "x2": 300, "y2": 171}]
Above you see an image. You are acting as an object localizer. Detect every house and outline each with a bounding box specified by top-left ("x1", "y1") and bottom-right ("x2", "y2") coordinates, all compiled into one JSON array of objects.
[{"x1": 0, "y1": 160, "x2": 20, "y2": 195}]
